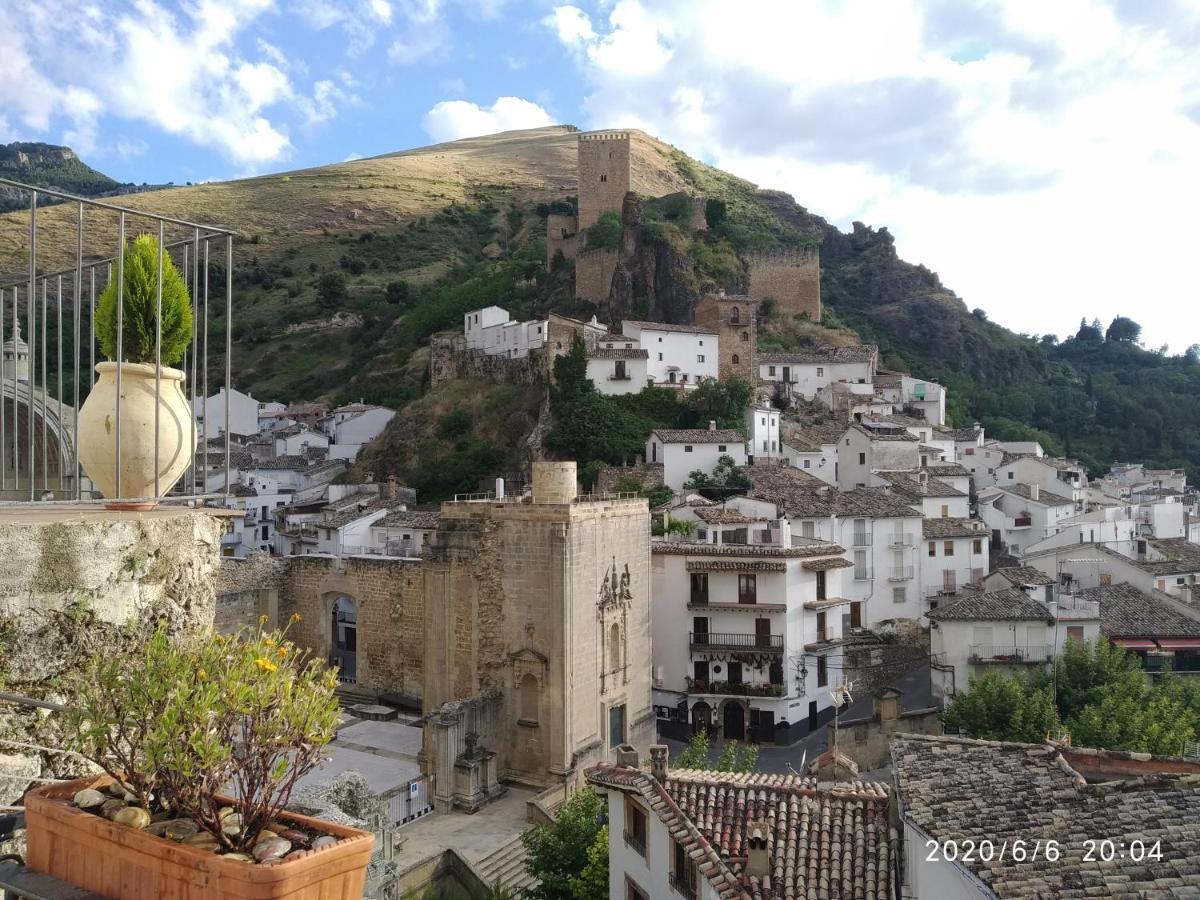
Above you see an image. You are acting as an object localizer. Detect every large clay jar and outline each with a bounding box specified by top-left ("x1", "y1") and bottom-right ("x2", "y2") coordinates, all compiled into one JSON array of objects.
[{"x1": 77, "y1": 362, "x2": 193, "y2": 502}]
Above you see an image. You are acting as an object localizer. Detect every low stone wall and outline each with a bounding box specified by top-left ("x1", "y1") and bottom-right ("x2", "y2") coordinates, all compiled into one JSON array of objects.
[
  {"x1": 429, "y1": 334, "x2": 549, "y2": 388},
  {"x1": 215, "y1": 552, "x2": 289, "y2": 633},
  {"x1": 594, "y1": 462, "x2": 664, "y2": 494}
]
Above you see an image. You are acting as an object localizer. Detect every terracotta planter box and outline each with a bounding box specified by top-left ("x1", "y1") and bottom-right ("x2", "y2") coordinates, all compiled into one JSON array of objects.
[{"x1": 24, "y1": 775, "x2": 374, "y2": 900}]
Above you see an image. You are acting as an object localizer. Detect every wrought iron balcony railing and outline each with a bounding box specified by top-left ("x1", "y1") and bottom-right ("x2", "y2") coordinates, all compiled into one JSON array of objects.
[
  {"x1": 689, "y1": 631, "x2": 783, "y2": 653},
  {"x1": 969, "y1": 644, "x2": 1052, "y2": 664}
]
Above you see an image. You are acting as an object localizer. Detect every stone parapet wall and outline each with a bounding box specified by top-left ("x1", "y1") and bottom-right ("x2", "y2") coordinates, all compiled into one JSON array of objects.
[
  {"x1": 430, "y1": 333, "x2": 549, "y2": 388},
  {"x1": 746, "y1": 247, "x2": 821, "y2": 321},
  {"x1": 575, "y1": 248, "x2": 619, "y2": 302}
]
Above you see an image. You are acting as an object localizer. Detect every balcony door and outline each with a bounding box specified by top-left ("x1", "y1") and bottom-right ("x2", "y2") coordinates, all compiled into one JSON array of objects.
[
  {"x1": 755, "y1": 617, "x2": 772, "y2": 648},
  {"x1": 816, "y1": 570, "x2": 827, "y2": 602},
  {"x1": 693, "y1": 616, "x2": 709, "y2": 646},
  {"x1": 738, "y1": 574, "x2": 757, "y2": 605},
  {"x1": 850, "y1": 601, "x2": 862, "y2": 629}
]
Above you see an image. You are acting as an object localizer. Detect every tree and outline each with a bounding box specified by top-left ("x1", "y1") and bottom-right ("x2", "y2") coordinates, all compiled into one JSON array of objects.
[
  {"x1": 685, "y1": 377, "x2": 752, "y2": 430},
  {"x1": 523, "y1": 786, "x2": 605, "y2": 900},
  {"x1": 583, "y1": 211, "x2": 622, "y2": 250},
  {"x1": 1068, "y1": 671, "x2": 1198, "y2": 755},
  {"x1": 316, "y1": 271, "x2": 347, "y2": 309},
  {"x1": 943, "y1": 671, "x2": 1060, "y2": 743},
  {"x1": 1054, "y1": 638, "x2": 1143, "y2": 721},
  {"x1": 1105, "y1": 316, "x2": 1142, "y2": 344},
  {"x1": 1075, "y1": 318, "x2": 1103, "y2": 344},
  {"x1": 568, "y1": 825, "x2": 609, "y2": 900},
  {"x1": 684, "y1": 454, "x2": 752, "y2": 500},
  {"x1": 704, "y1": 198, "x2": 727, "y2": 229},
  {"x1": 95, "y1": 234, "x2": 193, "y2": 365},
  {"x1": 385, "y1": 279, "x2": 410, "y2": 305},
  {"x1": 672, "y1": 730, "x2": 758, "y2": 772}
]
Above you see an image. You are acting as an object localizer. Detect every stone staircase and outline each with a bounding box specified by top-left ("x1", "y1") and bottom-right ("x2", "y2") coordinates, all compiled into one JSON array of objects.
[{"x1": 474, "y1": 835, "x2": 537, "y2": 894}]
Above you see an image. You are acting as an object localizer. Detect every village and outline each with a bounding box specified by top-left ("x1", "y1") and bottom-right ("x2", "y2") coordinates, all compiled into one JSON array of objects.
[{"x1": 2, "y1": 126, "x2": 1200, "y2": 900}]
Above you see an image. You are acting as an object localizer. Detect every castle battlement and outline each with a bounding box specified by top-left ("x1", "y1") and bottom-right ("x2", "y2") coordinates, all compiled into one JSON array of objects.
[
  {"x1": 744, "y1": 245, "x2": 820, "y2": 265},
  {"x1": 576, "y1": 247, "x2": 619, "y2": 262},
  {"x1": 579, "y1": 131, "x2": 632, "y2": 142},
  {"x1": 745, "y1": 245, "x2": 821, "y2": 321}
]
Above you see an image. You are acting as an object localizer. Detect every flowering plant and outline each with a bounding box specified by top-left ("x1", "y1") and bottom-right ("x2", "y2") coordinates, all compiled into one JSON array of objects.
[{"x1": 66, "y1": 616, "x2": 340, "y2": 853}]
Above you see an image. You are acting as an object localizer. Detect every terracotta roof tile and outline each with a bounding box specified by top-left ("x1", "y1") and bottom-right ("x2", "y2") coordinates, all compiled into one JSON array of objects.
[
  {"x1": 926, "y1": 587, "x2": 1053, "y2": 622},
  {"x1": 1076, "y1": 582, "x2": 1200, "y2": 638},
  {"x1": 652, "y1": 429, "x2": 744, "y2": 444}
]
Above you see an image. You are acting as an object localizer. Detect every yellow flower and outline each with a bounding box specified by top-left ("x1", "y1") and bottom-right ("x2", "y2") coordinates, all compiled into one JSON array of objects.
[
  {"x1": 290, "y1": 613, "x2": 302, "y2": 624},
  {"x1": 277, "y1": 646, "x2": 289, "y2": 658},
  {"x1": 197, "y1": 669, "x2": 208, "y2": 681},
  {"x1": 264, "y1": 637, "x2": 276, "y2": 648},
  {"x1": 255, "y1": 657, "x2": 278, "y2": 673},
  {"x1": 260, "y1": 614, "x2": 269, "y2": 624}
]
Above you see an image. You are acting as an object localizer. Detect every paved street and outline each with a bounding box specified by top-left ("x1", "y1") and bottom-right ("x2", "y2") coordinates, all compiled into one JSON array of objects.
[{"x1": 659, "y1": 664, "x2": 934, "y2": 775}]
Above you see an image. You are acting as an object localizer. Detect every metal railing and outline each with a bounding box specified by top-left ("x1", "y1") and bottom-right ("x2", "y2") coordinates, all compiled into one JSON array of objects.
[
  {"x1": 888, "y1": 566, "x2": 914, "y2": 581},
  {"x1": 0, "y1": 178, "x2": 235, "y2": 502},
  {"x1": 852, "y1": 531, "x2": 871, "y2": 546},
  {"x1": 969, "y1": 644, "x2": 1052, "y2": 663},
  {"x1": 689, "y1": 631, "x2": 783, "y2": 652},
  {"x1": 623, "y1": 829, "x2": 647, "y2": 856},
  {"x1": 889, "y1": 534, "x2": 914, "y2": 547}
]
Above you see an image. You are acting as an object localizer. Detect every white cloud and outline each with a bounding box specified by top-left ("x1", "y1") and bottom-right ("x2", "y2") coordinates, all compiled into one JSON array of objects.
[
  {"x1": 115, "y1": 137, "x2": 150, "y2": 159},
  {"x1": 422, "y1": 96, "x2": 555, "y2": 142},
  {"x1": 344, "y1": 151, "x2": 364, "y2": 161},
  {"x1": 295, "y1": 0, "x2": 395, "y2": 54},
  {"x1": 546, "y1": 0, "x2": 1200, "y2": 350}
]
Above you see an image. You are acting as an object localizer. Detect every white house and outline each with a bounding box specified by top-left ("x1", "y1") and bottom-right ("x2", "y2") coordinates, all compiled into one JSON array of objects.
[
  {"x1": 1023, "y1": 538, "x2": 1200, "y2": 602},
  {"x1": 463, "y1": 305, "x2": 547, "y2": 358},
  {"x1": 365, "y1": 509, "x2": 441, "y2": 557},
  {"x1": 836, "y1": 423, "x2": 920, "y2": 490},
  {"x1": 745, "y1": 405, "x2": 781, "y2": 460},
  {"x1": 928, "y1": 583, "x2": 1099, "y2": 699},
  {"x1": 586, "y1": 346, "x2": 649, "y2": 395},
  {"x1": 872, "y1": 372, "x2": 946, "y2": 426},
  {"x1": 646, "y1": 427, "x2": 746, "y2": 490},
  {"x1": 921, "y1": 517, "x2": 990, "y2": 602},
  {"x1": 620, "y1": 320, "x2": 719, "y2": 386},
  {"x1": 651, "y1": 521, "x2": 850, "y2": 745},
  {"x1": 193, "y1": 386, "x2": 259, "y2": 437},
  {"x1": 273, "y1": 424, "x2": 331, "y2": 458},
  {"x1": 876, "y1": 470, "x2": 970, "y2": 519},
  {"x1": 320, "y1": 403, "x2": 396, "y2": 459},
  {"x1": 588, "y1": 751, "x2": 894, "y2": 900},
  {"x1": 977, "y1": 483, "x2": 1076, "y2": 557},
  {"x1": 780, "y1": 422, "x2": 841, "y2": 484},
  {"x1": 757, "y1": 345, "x2": 877, "y2": 400},
  {"x1": 996, "y1": 454, "x2": 1089, "y2": 511}
]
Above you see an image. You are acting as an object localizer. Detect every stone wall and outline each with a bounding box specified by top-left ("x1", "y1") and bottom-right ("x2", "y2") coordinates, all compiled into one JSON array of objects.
[
  {"x1": 429, "y1": 333, "x2": 549, "y2": 388},
  {"x1": 746, "y1": 247, "x2": 821, "y2": 321},
  {"x1": 594, "y1": 462, "x2": 665, "y2": 495},
  {"x1": 575, "y1": 248, "x2": 619, "y2": 302},
  {"x1": 215, "y1": 552, "x2": 288, "y2": 633},
  {"x1": 0, "y1": 508, "x2": 226, "y2": 806},
  {"x1": 546, "y1": 213, "x2": 579, "y2": 266},
  {"x1": 281, "y1": 555, "x2": 425, "y2": 703},
  {"x1": 577, "y1": 132, "x2": 631, "y2": 230},
  {"x1": 826, "y1": 692, "x2": 942, "y2": 773},
  {"x1": 695, "y1": 293, "x2": 758, "y2": 383}
]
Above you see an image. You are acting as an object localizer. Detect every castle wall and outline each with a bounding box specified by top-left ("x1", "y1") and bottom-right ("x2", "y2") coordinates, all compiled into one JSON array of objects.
[
  {"x1": 281, "y1": 555, "x2": 426, "y2": 703},
  {"x1": 746, "y1": 247, "x2": 822, "y2": 321},
  {"x1": 546, "y1": 213, "x2": 579, "y2": 265},
  {"x1": 577, "y1": 132, "x2": 631, "y2": 230},
  {"x1": 576, "y1": 248, "x2": 619, "y2": 303},
  {"x1": 695, "y1": 293, "x2": 757, "y2": 383},
  {"x1": 429, "y1": 334, "x2": 549, "y2": 388}
]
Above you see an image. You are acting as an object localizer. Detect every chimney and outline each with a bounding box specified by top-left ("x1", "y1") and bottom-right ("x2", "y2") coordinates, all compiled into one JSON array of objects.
[
  {"x1": 387, "y1": 474, "x2": 397, "y2": 500},
  {"x1": 745, "y1": 821, "x2": 769, "y2": 879},
  {"x1": 495, "y1": 477, "x2": 505, "y2": 500},
  {"x1": 649, "y1": 745, "x2": 669, "y2": 782},
  {"x1": 1030, "y1": 484, "x2": 1040, "y2": 501},
  {"x1": 778, "y1": 516, "x2": 792, "y2": 546},
  {"x1": 614, "y1": 744, "x2": 639, "y2": 768},
  {"x1": 708, "y1": 420, "x2": 717, "y2": 431}
]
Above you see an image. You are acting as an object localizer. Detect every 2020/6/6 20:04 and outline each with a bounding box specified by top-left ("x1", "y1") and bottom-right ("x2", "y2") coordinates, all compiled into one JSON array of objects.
[{"x1": 925, "y1": 838, "x2": 1164, "y2": 863}]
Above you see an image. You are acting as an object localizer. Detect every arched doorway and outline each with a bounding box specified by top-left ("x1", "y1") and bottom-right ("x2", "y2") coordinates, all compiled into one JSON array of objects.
[
  {"x1": 330, "y1": 595, "x2": 358, "y2": 683},
  {"x1": 691, "y1": 701, "x2": 711, "y2": 735},
  {"x1": 722, "y1": 701, "x2": 746, "y2": 741}
]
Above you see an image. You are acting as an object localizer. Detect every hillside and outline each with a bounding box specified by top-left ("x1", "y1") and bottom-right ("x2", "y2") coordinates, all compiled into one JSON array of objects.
[
  {"x1": 1, "y1": 126, "x2": 1198, "y2": 487},
  {"x1": 0, "y1": 142, "x2": 121, "y2": 212}
]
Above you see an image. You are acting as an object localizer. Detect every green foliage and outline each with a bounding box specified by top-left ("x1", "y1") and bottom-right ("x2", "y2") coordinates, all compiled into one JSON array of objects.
[
  {"x1": 316, "y1": 271, "x2": 347, "y2": 308},
  {"x1": 94, "y1": 235, "x2": 193, "y2": 365},
  {"x1": 704, "y1": 198, "x2": 727, "y2": 228},
  {"x1": 0, "y1": 141, "x2": 121, "y2": 211},
  {"x1": 651, "y1": 513, "x2": 697, "y2": 537},
  {"x1": 943, "y1": 670, "x2": 1061, "y2": 743},
  {"x1": 685, "y1": 377, "x2": 752, "y2": 430},
  {"x1": 569, "y1": 825, "x2": 609, "y2": 900},
  {"x1": 673, "y1": 730, "x2": 758, "y2": 772},
  {"x1": 1105, "y1": 316, "x2": 1141, "y2": 344},
  {"x1": 523, "y1": 786, "x2": 605, "y2": 900},
  {"x1": 684, "y1": 454, "x2": 752, "y2": 500},
  {"x1": 613, "y1": 475, "x2": 673, "y2": 509},
  {"x1": 385, "y1": 279, "x2": 410, "y2": 305},
  {"x1": 408, "y1": 436, "x2": 506, "y2": 499},
  {"x1": 64, "y1": 619, "x2": 339, "y2": 853},
  {"x1": 438, "y1": 407, "x2": 473, "y2": 440},
  {"x1": 1053, "y1": 636, "x2": 1146, "y2": 720},
  {"x1": 583, "y1": 211, "x2": 622, "y2": 250}
]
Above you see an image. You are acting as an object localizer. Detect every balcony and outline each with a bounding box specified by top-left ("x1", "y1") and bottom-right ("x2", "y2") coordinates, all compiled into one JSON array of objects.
[
  {"x1": 969, "y1": 644, "x2": 1052, "y2": 664},
  {"x1": 687, "y1": 599, "x2": 786, "y2": 612},
  {"x1": 852, "y1": 531, "x2": 871, "y2": 547},
  {"x1": 607, "y1": 374, "x2": 632, "y2": 381},
  {"x1": 852, "y1": 568, "x2": 872, "y2": 581},
  {"x1": 889, "y1": 534, "x2": 914, "y2": 548},
  {"x1": 1012, "y1": 516, "x2": 1033, "y2": 528},
  {"x1": 670, "y1": 873, "x2": 698, "y2": 900},
  {"x1": 623, "y1": 829, "x2": 646, "y2": 857},
  {"x1": 685, "y1": 678, "x2": 784, "y2": 698},
  {"x1": 689, "y1": 631, "x2": 783, "y2": 654},
  {"x1": 888, "y1": 566, "x2": 914, "y2": 581}
]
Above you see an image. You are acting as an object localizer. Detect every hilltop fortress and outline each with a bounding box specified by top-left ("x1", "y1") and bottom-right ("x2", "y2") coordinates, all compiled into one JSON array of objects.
[{"x1": 549, "y1": 129, "x2": 822, "y2": 323}]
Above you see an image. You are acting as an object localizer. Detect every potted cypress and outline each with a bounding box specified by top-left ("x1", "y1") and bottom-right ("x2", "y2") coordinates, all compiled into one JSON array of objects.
[
  {"x1": 22, "y1": 619, "x2": 373, "y2": 899},
  {"x1": 77, "y1": 234, "x2": 195, "y2": 505}
]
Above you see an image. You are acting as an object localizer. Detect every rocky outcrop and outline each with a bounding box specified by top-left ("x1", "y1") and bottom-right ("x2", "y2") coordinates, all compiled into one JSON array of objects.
[{"x1": 606, "y1": 193, "x2": 702, "y2": 325}]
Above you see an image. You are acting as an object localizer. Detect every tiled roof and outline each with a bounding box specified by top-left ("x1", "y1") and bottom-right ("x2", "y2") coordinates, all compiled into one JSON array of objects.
[
  {"x1": 779, "y1": 420, "x2": 845, "y2": 450},
  {"x1": 936, "y1": 425, "x2": 983, "y2": 442},
  {"x1": 877, "y1": 471, "x2": 964, "y2": 499},
  {"x1": 926, "y1": 588, "x2": 1052, "y2": 622},
  {"x1": 321, "y1": 495, "x2": 401, "y2": 528},
  {"x1": 375, "y1": 509, "x2": 441, "y2": 529},
  {"x1": 921, "y1": 517, "x2": 986, "y2": 539},
  {"x1": 252, "y1": 454, "x2": 310, "y2": 471},
  {"x1": 622, "y1": 319, "x2": 718, "y2": 335},
  {"x1": 1130, "y1": 538, "x2": 1200, "y2": 576},
  {"x1": 749, "y1": 468, "x2": 921, "y2": 520},
  {"x1": 588, "y1": 347, "x2": 649, "y2": 359},
  {"x1": 692, "y1": 507, "x2": 753, "y2": 524},
  {"x1": 1000, "y1": 483, "x2": 1074, "y2": 506},
  {"x1": 923, "y1": 463, "x2": 972, "y2": 478},
  {"x1": 651, "y1": 539, "x2": 846, "y2": 559},
  {"x1": 853, "y1": 423, "x2": 919, "y2": 442},
  {"x1": 989, "y1": 566, "x2": 1056, "y2": 587},
  {"x1": 1077, "y1": 582, "x2": 1200, "y2": 638},
  {"x1": 891, "y1": 734, "x2": 1200, "y2": 900},
  {"x1": 758, "y1": 344, "x2": 877, "y2": 365},
  {"x1": 586, "y1": 764, "x2": 894, "y2": 900},
  {"x1": 651, "y1": 429, "x2": 744, "y2": 444}
]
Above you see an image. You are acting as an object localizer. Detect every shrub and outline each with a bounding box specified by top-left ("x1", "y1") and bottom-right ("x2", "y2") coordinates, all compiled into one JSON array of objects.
[
  {"x1": 583, "y1": 211, "x2": 622, "y2": 250},
  {"x1": 65, "y1": 619, "x2": 340, "y2": 853},
  {"x1": 523, "y1": 786, "x2": 605, "y2": 899},
  {"x1": 94, "y1": 234, "x2": 193, "y2": 365}
]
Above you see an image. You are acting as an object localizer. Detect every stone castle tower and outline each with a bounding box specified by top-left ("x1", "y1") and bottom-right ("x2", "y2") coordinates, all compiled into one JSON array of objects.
[
  {"x1": 695, "y1": 292, "x2": 758, "y2": 383},
  {"x1": 577, "y1": 131, "x2": 631, "y2": 230},
  {"x1": 745, "y1": 246, "x2": 821, "y2": 321}
]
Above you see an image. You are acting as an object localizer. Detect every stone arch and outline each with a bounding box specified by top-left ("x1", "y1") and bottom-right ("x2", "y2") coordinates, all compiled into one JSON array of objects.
[
  {"x1": 718, "y1": 697, "x2": 748, "y2": 741},
  {"x1": 608, "y1": 621, "x2": 621, "y2": 672},
  {"x1": 519, "y1": 672, "x2": 539, "y2": 723},
  {"x1": 729, "y1": 306, "x2": 740, "y2": 324},
  {"x1": 327, "y1": 592, "x2": 359, "y2": 684},
  {"x1": 690, "y1": 701, "x2": 712, "y2": 734}
]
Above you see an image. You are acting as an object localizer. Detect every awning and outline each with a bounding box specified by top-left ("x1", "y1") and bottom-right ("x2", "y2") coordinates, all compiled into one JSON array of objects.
[
  {"x1": 1155, "y1": 638, "x2": 1200, "y2": 650},
  {"x1": 1112, "y1": 639, "x2": 1156, "y2": 650}
]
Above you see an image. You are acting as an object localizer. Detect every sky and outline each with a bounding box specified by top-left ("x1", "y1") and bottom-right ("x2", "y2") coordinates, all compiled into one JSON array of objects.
[{"x1": 3, "y1": 0, "x2": 1199, "y2": 351}]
